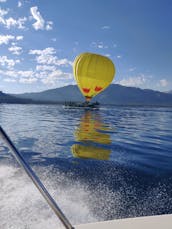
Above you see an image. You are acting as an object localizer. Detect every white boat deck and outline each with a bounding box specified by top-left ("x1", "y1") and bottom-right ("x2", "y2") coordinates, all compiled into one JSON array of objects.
[{"x1": 75, "y1": 214, "x2": 172, "y2": 229}]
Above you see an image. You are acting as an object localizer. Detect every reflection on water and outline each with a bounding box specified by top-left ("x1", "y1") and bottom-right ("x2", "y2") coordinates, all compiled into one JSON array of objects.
[
  {"x1": 71, "y1": 111, "x2": 112, "y2": 160},
  {"x1": 1, "y1": 105, "x2": 172, "y2": 228}
]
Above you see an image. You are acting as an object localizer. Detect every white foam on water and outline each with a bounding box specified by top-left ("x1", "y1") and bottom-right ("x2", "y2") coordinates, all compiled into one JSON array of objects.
[
  {"x1": 1, "y1": 161, "x2": 170, "y2": 229},
  {"x1": 0, "y1": 163, "x2": 99, "y2": 229}
]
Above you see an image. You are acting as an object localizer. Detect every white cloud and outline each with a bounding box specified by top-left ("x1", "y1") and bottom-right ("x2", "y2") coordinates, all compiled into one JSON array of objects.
[
  {"x1": 16, "y1": 35, "x2": 23, "y2": 41},
  {"x1": 91, "y1": 41, "x2": 108, "y2": 49},
  {"x1": 46, "y1": 21, "x2": 53, "y2": 30},
  {"x1": 117, "y1": 55, "x2": 122, "y2": 59},
  {"x1": 0, "y1": 69, "x2": 34, "y2": 79},
  {"x1": 29, "y1": 47, "x2": 56, "y2": 55},
  {"x1": 0, "y1": 8, "x2": 7, "y2": 25},
  {"x1": 8, "y1": 45, "x2": 23, "y2": 55},
  {"x1": 5, "y1": 17, "x2": 17, "y2": 27},
  {"x1": 36, "y1": 55, "x2": 72, "y2": 66},
  {"x1": 117, "y1": 75, "x2": 147, "y2": 87},
  {"x1": 0, "y1": 35, "x2": 24, "y2": 46},
  {"x1": 17, "y1": 70, "x2": 34, "y2": 78},
  {"x1": 36, "y1": 65, "x2": 56, "y2": 71},
  {"x1": 0, "y1": 56, "x2": 20, "y2": 69},
  {"x1": 105, "y1": 54, "x2": 111, "y2": 57},
  {"x1": 56, "y1": 58, "x2": 72, "y2": 66},
  {"x1": 41, "y1": 70, "x2": 72, "y2": 85},
  {"x1": 0, "y1": 7, "x2": 8, "y2": 17},
  {"x1": 0, "y1": 0, "x2": 7, "y2": 2},
  {"x1": 101, "y1": 25, "x2": 110, "y2": 29},
  {"x1": 35, "y1": 71, "x2": 48, "y2": 79},
  {"x1": 0, "y1": 7, "x2": 27, "y2": 29},
  {"x1": 159, "y1": 79, "x2": 168, "y2": 87},
  {"x1": 5, "y1": 17, "x2": 27, "y2": 29},
  {"x1": 29, "y1": 47, "x2": 72, "y2": 66},
  {"x1": 0, "y1": 34, "x2": 15, "y2": 45},
  {"x1": 30, "y1": 6, "x2": 53, "y2": 31},
  {"x1": 18, "y1": 1, "x2": 22, "y2": 7},
  {"x1": 1, "y1": 69, "x2": 38, "y2": 84},
  {"x1": 30, "y1": 6, "x2": 44, "y2": 30},
  {"x1": 19, "y1": 77, "x2": 37, "y2": 84},
  {"x1": 0, "y1": 70, "x2": 17, "y2": 78},
  {"x1": 1, "y1": 62, "x2": 73, "y2": 86},
  {"x1": 11, "y1": 42, "x2": 17, "y2": 46},
  {"x1": 4, "y1": 78, "x2": 17, "y2": 82}
]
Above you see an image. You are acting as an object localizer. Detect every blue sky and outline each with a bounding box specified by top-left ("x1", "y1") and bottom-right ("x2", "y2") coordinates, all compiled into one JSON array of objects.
[{"x1": 0, "y1": 0, "x2": 172, "y2": 93}]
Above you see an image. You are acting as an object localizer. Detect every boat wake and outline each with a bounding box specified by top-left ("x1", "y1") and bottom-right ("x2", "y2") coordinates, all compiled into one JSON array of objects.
[
  {"x1": 0, "y1": 162, "x2": 98, "y2": 229},
  {"x1": 0, "y1": 159, "x2": 172, "y2": 229}
]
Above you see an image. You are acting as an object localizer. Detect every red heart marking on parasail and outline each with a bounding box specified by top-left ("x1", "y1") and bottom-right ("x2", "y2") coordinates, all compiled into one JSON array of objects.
[
  {"x1": 95, "y1": 86, "x2": 103, "y2": 92},
  {"x1": 82, "y1": 88, "x2": 90, "y2": 93}
]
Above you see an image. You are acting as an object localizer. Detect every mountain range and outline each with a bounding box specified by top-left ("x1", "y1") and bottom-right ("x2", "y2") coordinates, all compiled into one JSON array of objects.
[
  {"x1": 14, "y1": 84, "x2": 172, "y2": 106},
  {"x1": 1, "y1": 84, "x2": 172, "y2": 106},
  {"x1": 0, "y1": 91, "x2": 33, "y2": 104}
]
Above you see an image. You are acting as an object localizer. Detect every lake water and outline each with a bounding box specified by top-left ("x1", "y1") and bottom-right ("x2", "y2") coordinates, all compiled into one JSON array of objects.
[{"x1": 0, "y1": 104, "x2": 172, "y2": 229}]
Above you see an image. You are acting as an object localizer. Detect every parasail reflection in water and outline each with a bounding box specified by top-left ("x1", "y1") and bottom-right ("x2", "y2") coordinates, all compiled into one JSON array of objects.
[{"x1": 71, "y1": 111, "x2": 112, "y2": 160}]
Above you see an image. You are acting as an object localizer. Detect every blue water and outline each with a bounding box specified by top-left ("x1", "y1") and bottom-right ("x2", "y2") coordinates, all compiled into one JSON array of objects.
[{"x1": 0, "y1": 104, "x2": 172, "y2": 228}]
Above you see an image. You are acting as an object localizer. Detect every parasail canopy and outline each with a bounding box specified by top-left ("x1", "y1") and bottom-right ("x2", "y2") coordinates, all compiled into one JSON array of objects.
[{"x1": 73, "y1": 52, "x2": 115, "y2": 102}]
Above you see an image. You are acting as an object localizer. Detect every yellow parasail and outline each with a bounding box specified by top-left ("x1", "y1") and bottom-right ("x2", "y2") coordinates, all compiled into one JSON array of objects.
[{"x1": 73, "y1": 52, "x2": 115, "y2": 102}]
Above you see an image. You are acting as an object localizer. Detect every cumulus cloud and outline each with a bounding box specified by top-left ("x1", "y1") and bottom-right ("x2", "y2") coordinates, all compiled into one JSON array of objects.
[
  {"x1": 0, "y1": 7, "x2": 8, "y2": 17},
  {"x1": 8, "y1": 45, "x2": 23, "y2": 55},
  {"x1": 29, "y1": 47, "x2": 72, "y2": 66},
  {"x1": 0, "y1": 35, "x2": 23, "y2": 47},
  {"x1": 0, "y1": 0, "x2": 7, "y2": 2},
  {"x1": 17, "y1": 70, "x2": 34, "y2": 78},
  {"x1": 30, "y1": 6, "x2": 53, "y2": 31},
  {"x1": 0, "y1": 70, "x2": 16, "y2": 78},
  {"x1": 4, "y1": 78, "x2": 16, "y2": 82},
  {"x1": 18, "y1": 1, "x2": 22, "y2": 7},
  {"x1": 19, "y1": 77, "x2": 37, "y2": 84},
  {"x1": 6, "y1": 17, "x2": 27, "y2": 29},
  {"x1": 1, "y1": 43, "x2": 72, "y2": 86},
  {"x1": 29, "y1": 47, "x2": 56, "y2": 55},
  {"x1": 30, "y1": 6, "x2": 44, "y2": 30},
  {"x1": 0, "y1": 8, "x2": 27, "y2": 29},
  {"x1": 0, "y1": 56, "x2": 20, "y2": 69},
  {"x1": 1, "y1": 69, "x2": 38, "y2": 84},
  {"x1": 16, "y1": 35, "x2": 23, "y2": 41},
  {"x1": 0, "y1": 34, "x2": 15, "y2": 45},
  {"x1": 41, "y1": 70, "x2": 72, "y2": 85},
  {"x1": 36, "y1": 65, "x2": 56, "y2": 71},
  {"x1": 117, "y1": 75, "x2": 147, "y2": 87},
  {"x1": 0, "y1": 8, "x2": 8, "y2": 25},
  {"x1": 1, "y1": 69, "x2": 34, "y2": 78}
]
